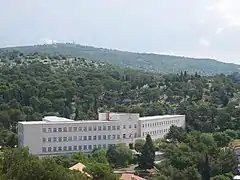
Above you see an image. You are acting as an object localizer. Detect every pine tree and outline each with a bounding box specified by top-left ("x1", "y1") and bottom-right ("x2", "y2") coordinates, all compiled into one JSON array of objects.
[
  {"x1": 138, "y1": 134, "x2": 155, "y2": 170},
  {"x1": 202, "y1": 153, "x2": 210, "y2": 180}
]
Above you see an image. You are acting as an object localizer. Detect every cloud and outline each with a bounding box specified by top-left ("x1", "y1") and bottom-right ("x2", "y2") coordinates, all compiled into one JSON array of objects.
[
  {"x1": 40, "y1": 38, "x2": 58, "y2": 44},
  {"x1": 215, "y1": 27, "x2": 223, "y2": 34},
  {"x1": 199, "y1": 38, "x2": 210, "y2": 47},
  {"x1": 199, "y1": 19, "x2": 205, "y2": 24},
  {"x1": 207, "y1": 0, "x2": 240, "y2": 27}
]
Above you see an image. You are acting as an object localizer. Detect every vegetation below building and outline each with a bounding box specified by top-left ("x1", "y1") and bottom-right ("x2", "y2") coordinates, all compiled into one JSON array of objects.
[{"x1": 0, "y1": 127, "x2": 239, "y2": 180}]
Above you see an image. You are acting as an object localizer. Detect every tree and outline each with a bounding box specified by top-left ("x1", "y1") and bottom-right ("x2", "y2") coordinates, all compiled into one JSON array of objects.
[
  {"x1": 201, "y1": 154, "x2": 211, "y2": 180},
  {"x1": 106, "y1": 144, "x2": 133, "y2": 168},
  {"x1": 213, "y1": 132, "x2": 231, "y2": 147},
  {"x1": 134, "y1": 139, "x2": 145, "y2": 152},
  {"x1": 85, "y1": 163, "x2": 119, "y2": 180},
  {"x1": 138, "y1": 134, "x2": 155, "y2": 170},
  {"x1": 90, "y1": 148, "x2": 108, "y2": 164},
  {"x1": 0, "y1": 148, "x2": 88, "y2": 180},
  {"x1": 165, "y1": 125, "x2": 186, "y2": 142}
]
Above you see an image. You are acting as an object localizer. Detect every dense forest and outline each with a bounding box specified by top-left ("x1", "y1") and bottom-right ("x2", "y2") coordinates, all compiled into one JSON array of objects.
[
  {"x1": 2, "y1": 43, "x2": 240, "y2": 75},
  {"x1": 0, "y1": 51, "x2": 240, "y2": 179}
]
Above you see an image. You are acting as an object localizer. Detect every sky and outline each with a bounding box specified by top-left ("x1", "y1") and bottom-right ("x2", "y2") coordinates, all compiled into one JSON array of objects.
[{"x1": 1, "y1": 0, "x2": 240, "y2": 65}]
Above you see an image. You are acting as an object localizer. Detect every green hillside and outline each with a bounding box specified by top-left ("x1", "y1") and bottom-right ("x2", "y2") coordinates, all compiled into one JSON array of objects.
[{"x1": 2, "y1": 43, "x2": 240, "y2": 75}]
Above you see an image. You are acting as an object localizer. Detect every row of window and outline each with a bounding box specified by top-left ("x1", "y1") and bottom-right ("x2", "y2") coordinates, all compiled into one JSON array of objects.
[
  {"x1": 42, "y1": 133, "x2": 138, "y2": 143},
  {"x1": 142, "y1": 128, "x2": 169, "y2": 137},
  {"x1": 142, "y1": 119, "x2": 180, "y2": 128},
  {"x1": 42, "y1": 124, "x2": 137, "y2": 133},
  {"x1": 42, "y1": 144, "x2": 114, "y2": 153}
]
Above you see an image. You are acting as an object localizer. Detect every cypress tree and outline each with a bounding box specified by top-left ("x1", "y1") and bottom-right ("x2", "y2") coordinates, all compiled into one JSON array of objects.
[{"x1": 138, "y1": 134, "x2": 155, "y2": 170}]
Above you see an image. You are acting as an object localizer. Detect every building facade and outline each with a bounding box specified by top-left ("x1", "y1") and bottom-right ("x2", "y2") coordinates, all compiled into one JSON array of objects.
[{"x1": 18, "y1": 112, "x2": 185, "y2": 156}]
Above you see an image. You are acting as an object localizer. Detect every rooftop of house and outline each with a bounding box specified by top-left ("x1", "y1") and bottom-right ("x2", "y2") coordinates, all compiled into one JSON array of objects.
[
  {"x1": 69, "y1": 162, "x2": 91, "y2": 178},
  {"x1": 120, "y1": 173, "x2": 146, "y2": 180}
]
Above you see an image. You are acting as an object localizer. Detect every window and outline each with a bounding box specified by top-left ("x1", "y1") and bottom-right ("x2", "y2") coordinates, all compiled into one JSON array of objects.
[
  {"x1": 123, "y1": 125, "x2": 126, "y2": 129},
  {"x1": 58, "y1": 128, "x2": 62, "y2": 132},
  {"x1": 84, "y1": 127, "x2": 87, "y2": 131},
  {"x1": 78, "y1": 136, "x2": 82, "y2": 141},
  {"x1": 53, "y1": 128, "x2": 57, "y2": 132},
  {"x1": 93, "y1": 135, "x2": 97, "y2": 140},
  {"x1": 103, "y1": 135, "x2": 106, "y2": 140},
  {"x1": 48, "y1": 147, "x2": 51, "y2": 152},
  {"x1": 112, "y1": 135, "x2": 116, "y2": 139},
  {"x1": 63, "y1": 137, "x2": 67, "y2": 141},
  {"x1": 84, "y1": 136, "x2": 87, "y2": 140},
  {"x1": 88, "y1": 145, "x2": 92, "y2": 150},
  {"x1": 103, "y1": 144, "x2": 106, "y2": 149},
  {"x1": 108, "y1": 126, "x2": 111, "y2": 130},
  {"x1": 108, "y1": 135, "x2": 111, "y2": 139},
  {"x1": 68, "y1": 127, "x2": 72, "y2": 132},
  {"x1": 103, "y1": 126, "x2": 106, "y2": 130},
  {"x1": 117, "y1": 126, "x2": 120, "y2": 130},
  {"x1": 88, "y1": 136, "x2": 92, "y2": 140},
  {"x1": 42, "y1": 147, "x2": 46, "y2": 152},
  {"x1": 58, "y1": 137, "x2": 62, "y2": 142},
  {"x1": 73, "y1": 146, "x2": 77, "y2": 151},
  {"x1": 98, "y1": 144, "x2": 101, "y2": 148},
  {"x1": 98, "y1": 126, "x2": 102, "y2": 131},
  {"x1": 142, "y1": 124, "x2": 144, "y2": 128},
  {"x1": 42, "y1": 137, "x2": 46, "y2": 142},
  {"x1": 134, "y1": 133, "x2": 137, "y2": 138},
  {"x1": 58, "y1": 146, "x2": 62, "y2": 151},
  {"x1": 48, "y1": 137, "x2": 51, "y2": 142},
  {"x1": 68, "y1": 146, "x2": 72, "y2": 151},
  {"x1": 129, "y1": 125, "x2": 131, "y2": 128},
  {"x1": 93, "y1": 126, "x2": 97, "y2": 131},
  {"x1": 134, "y1": 124, "x2": 137, "y2": 128},
  {"x1": 48, "y1": 128, "x2": 52, "y2": 132},
  {"x1": 84, "y1": 145, "x2": 87, "y2": 150},
  {"x1": 63, "y1": 127, "x2": 67, "y2": 132},
  {"x1": 68, "y1": 136, "x2": 72, "y2": 141},
  {"x1": 73, "y1": 127, "x2": 77, "y2": 131},
  {"x1": 88, "y1": 126, "x2": 92, "y2": 131},
  {"x1": 78, "y1": 145, "x2": 82, "y2": 150},
  {"x1": 112, "y1": 126, "x2": 116, "y2": 130},
  {"x1": 78, "y1": 127, "x2": 82, "y2": 131},
  {"x1": 53, "y1": 137, "x2": 57, "y2": 142},
  {"x1": 98, "y1": 135, "x2": 101, "y2": 140},
  {"x1": 117, "y1": 134, "x2": 120, "y2": 139},
  {"x1": 63, "y1": 146, "x2": 67, "y2": 151},
  {"x1": 53, "y1": 147, "x2": 57, "y2": 152},
  {"x1": 42, "y1": 128, "x2": 46, "y2": 133},
  {"x1": 123, "y1": 134, "x2": 126, "y2": 139},
  {"x1": 73, "y1": 136, "x2": 77, "y2": 141}
]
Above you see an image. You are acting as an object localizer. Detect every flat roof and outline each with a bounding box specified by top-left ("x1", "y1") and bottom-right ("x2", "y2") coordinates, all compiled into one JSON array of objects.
[
  {"x1": 139, "y1": 115, "x2": 184, "y2": 121},
  {"x1": 43, "y1": 116, "x2": 74, "y2": 122},
  {"x1": 18, "y1": 114, "x2": 185, "y2": 125},
  {"x1": 18, "y1": 120, "x2": 114, "y2": 125}
]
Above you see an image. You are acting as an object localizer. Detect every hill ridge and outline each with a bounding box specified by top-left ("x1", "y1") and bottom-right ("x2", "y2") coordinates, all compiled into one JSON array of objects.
[{"x1": 2, "y1": 43, "x2": 240, "y2": 75}]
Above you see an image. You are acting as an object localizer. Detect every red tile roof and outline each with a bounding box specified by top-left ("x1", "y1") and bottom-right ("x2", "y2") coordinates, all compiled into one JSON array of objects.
[{"x1": 120, "y1": 173, "x2": 146, "y2": 180}]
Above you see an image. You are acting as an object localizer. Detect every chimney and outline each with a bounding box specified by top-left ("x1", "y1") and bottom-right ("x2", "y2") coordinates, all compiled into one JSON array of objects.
[{"x1": 106, "y1": 111, "x2": 110, "y2": 121}]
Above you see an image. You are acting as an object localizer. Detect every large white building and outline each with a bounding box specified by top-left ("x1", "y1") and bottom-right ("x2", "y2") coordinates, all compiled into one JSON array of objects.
[{"x1": 18, "y1": 112, "x2": 185, "y2": 156}]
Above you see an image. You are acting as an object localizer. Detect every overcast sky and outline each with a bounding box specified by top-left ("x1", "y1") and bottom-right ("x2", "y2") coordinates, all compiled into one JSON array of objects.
[{"x1": 1, "y1": 0, "x2": 240, "y2": 64}]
